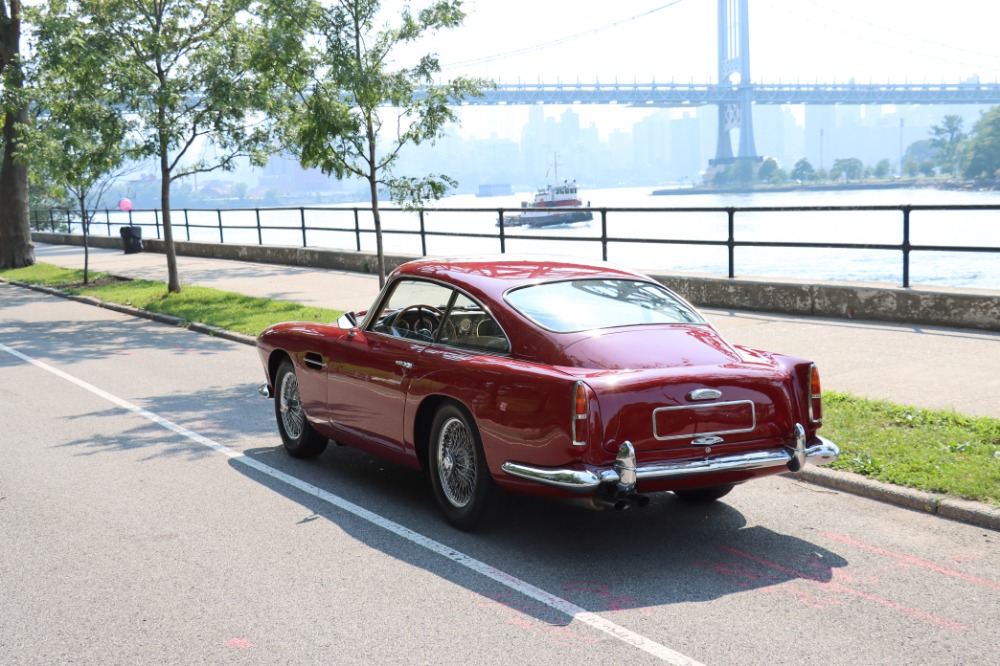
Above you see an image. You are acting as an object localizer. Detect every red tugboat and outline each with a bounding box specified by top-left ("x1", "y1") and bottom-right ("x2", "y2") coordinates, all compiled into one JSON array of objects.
[{"x1": 500, "y1": 180, "x2": 594, "y2": 228}]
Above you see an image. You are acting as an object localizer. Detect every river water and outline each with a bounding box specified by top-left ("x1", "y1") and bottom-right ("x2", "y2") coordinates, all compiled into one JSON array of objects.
[{"x1": 87, "y1": 186, "x2": 1000, "y2": 291}]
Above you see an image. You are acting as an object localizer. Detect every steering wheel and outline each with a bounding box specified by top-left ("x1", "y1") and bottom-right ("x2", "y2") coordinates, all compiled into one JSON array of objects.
[{"x1": 393, "y1": 304, "x2": 456, "y2": 342}]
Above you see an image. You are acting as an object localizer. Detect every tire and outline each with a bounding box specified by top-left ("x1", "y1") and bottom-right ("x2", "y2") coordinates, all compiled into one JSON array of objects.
[
  {"x1": 428, "y1": 404, "x2": 495, "y2": 530},
  {"x1": 274, "y1": 359, "x2": 328, "y2": 459},
  {"x1": 673, "y1": 484, "x2": 735, "y2": 502}
]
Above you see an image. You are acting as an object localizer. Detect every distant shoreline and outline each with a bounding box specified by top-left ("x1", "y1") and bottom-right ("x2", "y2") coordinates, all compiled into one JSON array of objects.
[{"x1": 651, "y1": 179, "x2": 997, "y2": 196}]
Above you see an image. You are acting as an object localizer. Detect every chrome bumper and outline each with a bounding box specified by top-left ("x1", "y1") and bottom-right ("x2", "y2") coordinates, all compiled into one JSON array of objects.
[{"x1": 501, "y1": 424, "x2": 839, "y2": 494}]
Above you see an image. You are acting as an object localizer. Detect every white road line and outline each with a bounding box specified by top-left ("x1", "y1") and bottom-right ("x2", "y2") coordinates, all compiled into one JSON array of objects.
[{"x1": 0, "y1": 341, "x2": 704, "y2": 666}]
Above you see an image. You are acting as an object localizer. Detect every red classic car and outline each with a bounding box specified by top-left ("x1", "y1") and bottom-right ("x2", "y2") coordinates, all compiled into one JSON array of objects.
[{"x1": 257, "y1": 256, "x2": 839, "y2": 529}]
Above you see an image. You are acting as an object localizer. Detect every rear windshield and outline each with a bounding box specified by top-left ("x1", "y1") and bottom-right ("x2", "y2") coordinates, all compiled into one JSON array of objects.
[{"x1": 505, "y1": 279, "x2": 704, "y2": 332}]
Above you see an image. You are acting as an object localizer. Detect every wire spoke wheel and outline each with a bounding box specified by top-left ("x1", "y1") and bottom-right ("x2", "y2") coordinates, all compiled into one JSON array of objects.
[
  {"x1": 279, "y1": 371, "x2": 305, "y2": 441},
  {"x1": 273, "y1": 359, "x2": 327, "y2": 458},
  {"x1": 436, "y1": 417, "x2": 476, "y2": 508},
  {"x1": 429, "y1": 404, "x2": 494, "y2": 530}
]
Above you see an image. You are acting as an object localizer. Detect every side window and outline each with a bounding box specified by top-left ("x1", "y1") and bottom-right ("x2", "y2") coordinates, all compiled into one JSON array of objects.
[
  {"x1": 369, "y1": 280, "x2": 456, "y2": 342},
  {"x1": 440, "y1": 293, "x2": 510, "y2": 354}
]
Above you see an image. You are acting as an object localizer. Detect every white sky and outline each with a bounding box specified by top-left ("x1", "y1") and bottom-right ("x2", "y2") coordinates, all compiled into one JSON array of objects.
[{"x1": 392, "y1": 0, "x2": 1000, "y2": 138}]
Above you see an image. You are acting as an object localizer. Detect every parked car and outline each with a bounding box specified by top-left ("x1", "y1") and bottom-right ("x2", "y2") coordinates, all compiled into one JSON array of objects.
[{"x1": 257, "y1": 256, "x2": 838, "y2": 529}]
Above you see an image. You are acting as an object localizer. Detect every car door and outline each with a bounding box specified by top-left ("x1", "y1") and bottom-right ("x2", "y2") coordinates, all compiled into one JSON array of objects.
[{"x1": 326, "y1": 278, "x2": 456, "y2": 452}]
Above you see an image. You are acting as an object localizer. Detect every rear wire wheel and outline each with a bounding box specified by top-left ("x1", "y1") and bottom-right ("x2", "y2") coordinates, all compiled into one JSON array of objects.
[
  {"x1": 274, "y1": 359, "x2": 328, "y2": 458},
  {"x1": 428, "y1": 404, "x2": 495, "y2": 530}
]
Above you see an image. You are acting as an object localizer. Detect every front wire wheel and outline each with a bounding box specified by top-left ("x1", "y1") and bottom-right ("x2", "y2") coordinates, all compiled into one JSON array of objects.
[
  {"x1": 429, "y1": 404, "x2": 495, "y2": 530},
  {"x1": 274, "y1": 359, "x2": 328, "y2": 458}
]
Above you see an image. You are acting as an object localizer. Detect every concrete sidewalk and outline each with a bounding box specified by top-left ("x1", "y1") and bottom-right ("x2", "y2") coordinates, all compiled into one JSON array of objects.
[{"x1": 33, "y1": 242, "x2": 1000, "y2": 419}]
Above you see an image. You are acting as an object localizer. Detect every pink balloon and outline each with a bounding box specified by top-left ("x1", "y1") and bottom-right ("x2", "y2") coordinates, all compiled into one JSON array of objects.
[{"x1": 118, "y1": 198, "x2": 133, "y2": 212}]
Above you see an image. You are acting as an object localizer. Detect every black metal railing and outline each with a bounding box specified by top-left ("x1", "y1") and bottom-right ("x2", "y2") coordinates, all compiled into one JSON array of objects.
[{"x1": 31, "y1": 203, "x2": 1000, "y2": 289}]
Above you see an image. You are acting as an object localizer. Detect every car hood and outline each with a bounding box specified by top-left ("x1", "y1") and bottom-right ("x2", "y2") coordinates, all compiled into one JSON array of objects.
[{"x1": 555, "y1": 325, "x2": 744, "y2": 370}]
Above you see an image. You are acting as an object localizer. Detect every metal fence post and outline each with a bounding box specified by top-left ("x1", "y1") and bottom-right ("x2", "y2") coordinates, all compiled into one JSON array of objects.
[
  {"x1": 727, "y1": 208, "x2": 736, "y2": 278},
  {"x1": 497, "y1": 210, "x2": 506, "y2": 254},
  {"x1": 600, "y1": 209, "x2": 608, "y2": 261},
  {"x1": 153, "y1": 209, "x2": 160, "y2": 238},
  {"x1": 353, "y1": 208, "x2": 361, "y2": 251},
  {"x1": 256, "y1": 208, "x2": 262, "y2": 245},
  {"x1": 105, "y1": 209, "x2": 111, "y2": 236},
  {"x1": 66, "y1": 209, "x2": 73, "y2": 234},
  {"x1": 184, "y1": 209, "x2": 191, "y2": 241},
  {"x1": 217, "y1": 209, "x2": 224, "y2": 243},
  {"x1": 300, "y1": 207, "x2": 307, "y2": 247},
  {"x1": 902, "y1": 205, "x2": 911, "y2": 288},
  {"x1": 419, "y1": 209, "x2": 427, "y2": 256}
]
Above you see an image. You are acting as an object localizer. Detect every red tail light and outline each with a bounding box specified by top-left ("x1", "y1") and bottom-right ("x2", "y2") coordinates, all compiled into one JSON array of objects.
[
  {"x1": 808, "y1": 364, "x2": 823, "y2": 424},
  {"x1": 572, "y1": 381, "x2": 589, "y2": 446}
]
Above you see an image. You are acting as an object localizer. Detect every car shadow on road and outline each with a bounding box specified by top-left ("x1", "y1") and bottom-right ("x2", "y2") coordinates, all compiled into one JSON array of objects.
[{"x1": 229, "y1": 442, "x2": 849, "y2": 627}]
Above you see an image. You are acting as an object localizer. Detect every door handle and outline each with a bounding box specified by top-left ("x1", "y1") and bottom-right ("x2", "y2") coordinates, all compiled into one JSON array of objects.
[{"x1": 395, "y1": 360, "x2": 414, "y2": 370}]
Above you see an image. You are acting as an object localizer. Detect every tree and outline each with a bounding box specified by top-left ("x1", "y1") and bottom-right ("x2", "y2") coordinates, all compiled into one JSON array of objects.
[
  {"x1": 0, "y1": 0, "x2": 34, "y2": 269},
  {"x1": 963, "y1": 106, "x2": 1000, "y2": 180},
  {"x1": 23, "y1": 2, "x2": 140, "y2": 284},
  {"x1": 874, "y1": 158, "x2": 891, "y2": 179},
  {"x1": 790, "y1": 157, "x2": 815, "y2": 182},
  {"x1": 831, "y1": 157, "x2": 863, "y2": 181},
  {"x1": 757, "y1": 157, "x2": 779, "y2": 183},
  {"x1": 46, "y1": 0, "x2": 296, "y2": 292},
  {"x1": 283, "y1": 0, "x2": 488, "y2": 287},
  {"x1": 929, "y1": 114, "x2": 965, "y2": 175}
]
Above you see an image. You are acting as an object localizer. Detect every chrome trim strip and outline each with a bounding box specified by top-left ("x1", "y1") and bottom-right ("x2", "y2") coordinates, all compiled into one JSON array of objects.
[
  {"x1": 652, "y1": 400, "x2": 757, "y2": 441},
  {"x1": 501, "y1": 432, "x2": 840, "y2": 494},
  {"x1": 500, "y1": 461, "x2": 603, "y2": 491}
]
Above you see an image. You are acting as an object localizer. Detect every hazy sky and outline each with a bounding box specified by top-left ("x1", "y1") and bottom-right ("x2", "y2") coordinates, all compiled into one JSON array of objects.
[{"x1": 392, "y1": 0, "x2": 1000, "y2": 139}]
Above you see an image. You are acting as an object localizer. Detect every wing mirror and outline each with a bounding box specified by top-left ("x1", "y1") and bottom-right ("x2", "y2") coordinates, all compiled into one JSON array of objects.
[{"x1": 337, "y1": 312, "x2": 358, "y2": 329}]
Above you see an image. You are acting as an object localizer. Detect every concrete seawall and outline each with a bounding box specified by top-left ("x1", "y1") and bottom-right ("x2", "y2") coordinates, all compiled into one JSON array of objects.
[{"x1": 33, "y1": 232, "x2": 1000, "y2": 332}]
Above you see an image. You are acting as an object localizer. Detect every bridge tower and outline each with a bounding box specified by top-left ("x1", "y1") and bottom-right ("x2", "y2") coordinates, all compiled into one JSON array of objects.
[{"x1": 713, "y1": 0, "x2": 759, "y2": 165}]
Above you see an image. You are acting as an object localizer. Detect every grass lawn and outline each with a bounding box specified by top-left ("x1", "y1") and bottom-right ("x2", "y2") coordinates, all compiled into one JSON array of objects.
[
  {"x1": 823, "y1": 392, "x2": 1000, "y2": 507},
  {"x1": 4, "y1": 262, "x2": 999, "y2": 507},
  {"x1": 1, "y1": 263, "x2": 343, "y2": 337}
]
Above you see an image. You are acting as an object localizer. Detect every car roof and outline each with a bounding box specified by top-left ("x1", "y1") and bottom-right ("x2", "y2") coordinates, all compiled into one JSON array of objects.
[{"x1": 393, "y1": 255, "x2": 650, "y2": 303}]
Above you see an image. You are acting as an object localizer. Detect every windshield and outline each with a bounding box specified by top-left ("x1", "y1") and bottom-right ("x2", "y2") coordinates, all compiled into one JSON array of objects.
[{"x1": 505, "y1": 279, "x2": 704, "y2": 332}]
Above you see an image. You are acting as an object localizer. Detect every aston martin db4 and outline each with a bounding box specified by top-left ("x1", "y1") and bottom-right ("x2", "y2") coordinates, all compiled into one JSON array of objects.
[{"x1": 257, "y1": 256, "x2": 839, "y2": 529}]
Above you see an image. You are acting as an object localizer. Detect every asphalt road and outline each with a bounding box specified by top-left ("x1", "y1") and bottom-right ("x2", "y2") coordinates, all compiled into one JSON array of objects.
[{"x1": 2, "y1": 284, "x2": 998, "y2": 665}]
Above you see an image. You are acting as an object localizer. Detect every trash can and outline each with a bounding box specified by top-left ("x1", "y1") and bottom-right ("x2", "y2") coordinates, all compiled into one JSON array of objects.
[{"x1": 119, "y1": 225, "x2": 143, "y2": 254}]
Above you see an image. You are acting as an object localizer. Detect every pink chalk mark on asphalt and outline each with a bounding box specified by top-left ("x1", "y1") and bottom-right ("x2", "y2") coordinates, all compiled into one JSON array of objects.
[
  {"x1": 226, "y1": 637, "x2": 255, "y2": 650},
  {"x1": 822, "y1": 531, "x2": 1000, "y2": 592},
  {"x1": 718, "y1": 544, "x2": 969, "y2": 633}
]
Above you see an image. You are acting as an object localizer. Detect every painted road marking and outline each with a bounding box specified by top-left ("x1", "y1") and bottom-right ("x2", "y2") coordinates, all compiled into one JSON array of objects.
[
  {"x1": 719, "y1": 544, "x2": 969, "y2": 632},
  {"x1": 822, "y1": 532, "x2": 1000, "y2": 592},
  {"x1": 0, "y1": 341, "x2": 703, "y2": 666}
]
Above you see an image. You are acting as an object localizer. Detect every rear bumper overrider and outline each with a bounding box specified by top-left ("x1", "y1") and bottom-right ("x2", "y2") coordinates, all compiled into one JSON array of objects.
[{"x1": 501, "y1": 423, "x2": 839, "y2": 494}]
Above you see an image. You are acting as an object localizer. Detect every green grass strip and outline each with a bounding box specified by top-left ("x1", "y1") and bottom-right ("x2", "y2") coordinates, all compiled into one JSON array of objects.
[
  {"x1": 823, "y1": 392, "x2": 1000, "y2": 507},
  {"x1": 1, "y1": 263, "x2": 343, "y2": 337}
]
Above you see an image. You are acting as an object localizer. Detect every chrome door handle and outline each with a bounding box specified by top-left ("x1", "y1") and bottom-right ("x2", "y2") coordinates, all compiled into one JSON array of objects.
[{"x1": 396, "y1": 360, "x2": 414, "y2": 370}]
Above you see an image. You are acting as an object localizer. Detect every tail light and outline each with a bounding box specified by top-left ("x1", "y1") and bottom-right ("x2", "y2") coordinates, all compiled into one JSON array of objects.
[
  {"x1": 808, "y1": 364, "x2": 823, "y2": 425},
  {"x1": 571, "y1": 381, "x2": 590, "y2": 446}
]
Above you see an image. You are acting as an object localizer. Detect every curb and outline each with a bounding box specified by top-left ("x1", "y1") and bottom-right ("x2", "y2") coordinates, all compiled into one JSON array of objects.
[
  {"x1": 4, "y1": 276, "x2": 998, "y2": 532},
  {"x1": 3, "y1": 278, "x2": 258, "y2": 347},
  {"x1": 786, "y1": 467, "x2": 1000, "y2": 532}
]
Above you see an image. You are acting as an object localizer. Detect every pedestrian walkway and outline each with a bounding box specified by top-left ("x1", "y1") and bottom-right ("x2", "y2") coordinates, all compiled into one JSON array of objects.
[{"x1": 32, "y1": 242, "x2": 1000, "y2": 418}]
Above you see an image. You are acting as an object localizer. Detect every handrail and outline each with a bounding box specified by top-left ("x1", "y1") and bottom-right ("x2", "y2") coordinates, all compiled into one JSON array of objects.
[{"x1": 30, "y1": 203, "x2": 1000, "y2": 289}]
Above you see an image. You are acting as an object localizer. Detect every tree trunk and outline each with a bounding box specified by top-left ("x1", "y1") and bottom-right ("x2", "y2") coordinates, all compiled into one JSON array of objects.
[
  {"x1": 160, "y1": 153, "x2": 180, "y2": 293},
  {"x1": 78, "y1": 193, "x2": 89, "y2": 284},
  {"x1": 0, "y1": 103, "x2": 33, "y2": 269},
  {"x1": 369, "y1": 174, "x2": 385, "y2": 288}
]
